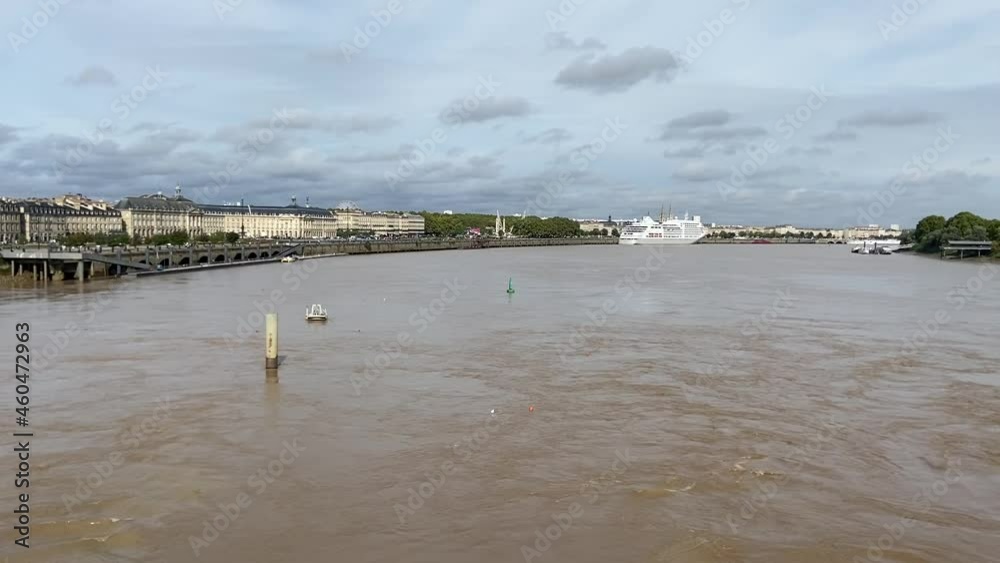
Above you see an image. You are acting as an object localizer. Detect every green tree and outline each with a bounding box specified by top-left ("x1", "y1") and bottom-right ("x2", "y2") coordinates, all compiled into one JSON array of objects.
[
  {"x1": 611, "y1": 228, "x2": 620, "y2": 237},
  {"x1": 224, "y1": 232, "x2": 240, "y2": 244},
  {"x1": 913, "y1": 215, "x2": 946, "y2": 243}
]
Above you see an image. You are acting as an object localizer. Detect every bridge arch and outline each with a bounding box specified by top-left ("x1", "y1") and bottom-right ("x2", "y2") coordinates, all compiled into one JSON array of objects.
[
  {"x1": 158, "y1": 257, "x2": 171, "y2": 268},
  {"x1": 213, "y1": 254, "x2": 226, "y2": 263},
  {"x1": 232, "y1": 253, "x2": 243, "y2": 261},
  {"x1": 198, "y1": 255, "x2": 209, "y2": 264},
  {"x1": 247, "y1": 252, "x2": 258, "y2": 260},
  {"x1": 179, "y1": 256, "x2": 191, "y2": 266}
]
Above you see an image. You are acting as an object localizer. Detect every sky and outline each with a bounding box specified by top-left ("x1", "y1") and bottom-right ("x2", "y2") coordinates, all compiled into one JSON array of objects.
[{"x1": 1, "y1": 0, "x2": 998, "y2": 227}]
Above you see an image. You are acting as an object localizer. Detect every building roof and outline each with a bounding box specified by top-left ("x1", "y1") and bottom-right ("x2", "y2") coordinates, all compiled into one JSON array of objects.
[
  {"x1": 198, "y1": 203, "x2": 334, "y2": 217},
  {"x1": 116, "y1": 194, "x2": 197, "y2": 212}
]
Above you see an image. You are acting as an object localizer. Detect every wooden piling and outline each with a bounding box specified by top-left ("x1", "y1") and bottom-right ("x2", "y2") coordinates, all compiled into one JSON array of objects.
[{"x1": 265, "y1": 313, "x2": 279, "y2": 369}]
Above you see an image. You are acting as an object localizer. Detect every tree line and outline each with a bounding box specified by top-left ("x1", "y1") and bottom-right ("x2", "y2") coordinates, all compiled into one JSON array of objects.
[
  {"x1": 908, "y1": 212, "x2": 1000, "y2": 254},
  {"x1": 418, "y1": 212, "x2": 585, "y2": 238}
]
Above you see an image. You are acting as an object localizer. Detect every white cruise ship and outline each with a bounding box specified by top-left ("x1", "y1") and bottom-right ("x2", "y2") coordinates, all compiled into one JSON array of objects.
[{"x1": 618, "y1": 208, "x2": 706, "y2": 245}]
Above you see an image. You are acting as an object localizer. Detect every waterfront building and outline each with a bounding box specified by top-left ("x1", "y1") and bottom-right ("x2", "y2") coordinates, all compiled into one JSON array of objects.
[
  {"x1": 0, "y1": 189, "x2": 425, "y2": 242},
  {"x1": 332, "y1": 202, "x2": 424, "y2": 236},
  {"x1": 116, "y1": 191, "x2": 210, "y2": 239},
  {"x1": 53, "y1": 195, "x2": 124, "y2": 237},
  {"x1": 202, "y1": 197, "x2": 338, "y2": 239},
  {"x1": 0, "y1": 202, "x2": 20, "y2": 244},
  {"x1": 117, "y1": 189, "x2": 339, "y2": 239}
]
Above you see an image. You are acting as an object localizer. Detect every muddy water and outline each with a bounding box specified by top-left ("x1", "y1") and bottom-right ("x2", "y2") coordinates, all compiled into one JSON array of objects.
[{"x1": 0, "y1": 245, "x2": 998, "y2": 562}]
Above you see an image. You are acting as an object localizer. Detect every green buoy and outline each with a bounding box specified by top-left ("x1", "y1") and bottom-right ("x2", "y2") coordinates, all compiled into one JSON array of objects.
[{"x1": 506, "y1": 277, "x2": 515, "y2": 294}]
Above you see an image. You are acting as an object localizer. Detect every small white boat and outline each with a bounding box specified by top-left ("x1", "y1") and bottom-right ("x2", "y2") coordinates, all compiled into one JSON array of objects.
[
  {"x1": 281, "y1": 255, "x2": 298, "y2": 263},
  {"x1": 305, "y1": 304, "x2": 328, "y2": 321}
]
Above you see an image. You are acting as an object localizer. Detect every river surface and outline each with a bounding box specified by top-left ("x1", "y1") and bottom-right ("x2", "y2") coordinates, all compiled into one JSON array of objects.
[{"x1": 1, "y1": 245, "x2": 998, "y2": 562}]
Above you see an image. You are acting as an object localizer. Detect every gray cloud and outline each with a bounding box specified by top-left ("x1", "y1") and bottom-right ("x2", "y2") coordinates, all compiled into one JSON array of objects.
[
  {"x1": 544, "y1": 32, "x2": 607, "y2": 52},
  {"x1": 814, "y1": 128, "x2": 858, "y2": 143},
  {"x1": 438, "y1": 96, "x2": 533, "y2": 124},
  {"x1": 659, "y1": 109, "x2": 764, "y2": 143},
  {"x1": 667, "y1": 110, "x2": 733, "y2": 130},
  {"x1": 211, "y1": 110, "x2": 399, "y2": 149},
  {"x1": 262, "y1": 110, "x2": 399, "y2": 134},
  {"x1": 0, "y1": 123, "x2": 20, "y2": 146},
  {"x1": 663, "y1": 145, "x2": 704, "y2": 159},
  {"x1": 554, "y1": 47, "x2": 680, "y2": 94},
  {"x1": 839, "y1": 110, "x2": 944, "y2": 128},
  {"x1": 67, "y1": 66, "x2": 118, "y2": 87},
  {"x1": 128, "y1": 121, "x2": 180, "y2": 134},
  {"x1": 971, "y1": 157, "x2": 992, "y2": 166},
  {"x1": 522, "y1": 128, "x2": 573, "y2": 145},
  {"x1": 661, "y1": 125, "x2": 766, "y2": 142},
  {"x1": 672, "y1": 161, "x2": 729, "y2": 182},
  {"x1": 786, "y1": 146, "x2": 834, "y2": 157},
  {"x1": 328, "y1": 145, "x2": 415, "y2": 164}
]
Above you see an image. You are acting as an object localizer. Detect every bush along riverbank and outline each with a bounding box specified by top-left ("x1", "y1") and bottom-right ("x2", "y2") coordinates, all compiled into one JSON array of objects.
[{"x1": 907, "y1": 212, "x2": 999, "y2": 258}]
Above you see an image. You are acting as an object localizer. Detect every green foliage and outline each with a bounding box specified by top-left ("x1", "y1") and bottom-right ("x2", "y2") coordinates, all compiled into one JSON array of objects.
[
  {"x1": 914, "y1": 215, "x2": 946, "y2": 243},
  {"x1": 418, "y1": 212, "x2": 497, "y2": 237},
  {"x1": 58, "y1": 232, "x2": 130, "y2": 246},
  {"x1": 611, "y1": 228, "x2": 620, "y2": 237},
  {"x1": 508, "y1": 216, "x2": 582, "y2": 238},
  {"x1": 912, "y1": 212, "x2": 1000, "y2": 253},
  {"x1": 338, "y1": 229, "x2": 376, "y2": 238},
  {"x1": 148, "y1": 230, "x2": 190, "y2": 246}
]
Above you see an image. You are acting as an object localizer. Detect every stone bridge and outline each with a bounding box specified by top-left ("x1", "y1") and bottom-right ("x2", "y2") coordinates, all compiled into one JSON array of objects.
[
  {"x1": 2, "y1": 237, "x2": 618, "y2": 281},
  {"x1": 1, "y1": 242, "x2": 299, "y2": 281}
]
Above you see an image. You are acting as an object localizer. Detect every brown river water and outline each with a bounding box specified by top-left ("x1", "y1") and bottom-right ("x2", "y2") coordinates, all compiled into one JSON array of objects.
[{"x1": 0, "y1": 245, "x2": 998, "y2": 562}]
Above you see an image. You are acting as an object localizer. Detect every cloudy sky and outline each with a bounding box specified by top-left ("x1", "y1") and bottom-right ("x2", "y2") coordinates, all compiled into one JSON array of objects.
[{"x1": 1, "y1": 0, "x2": 998, "y2": 226}]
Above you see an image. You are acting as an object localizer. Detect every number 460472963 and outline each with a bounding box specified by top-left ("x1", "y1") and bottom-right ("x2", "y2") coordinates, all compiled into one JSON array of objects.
[{"x1": 15, "y1": 323, "x2": 29, "y2": 419}]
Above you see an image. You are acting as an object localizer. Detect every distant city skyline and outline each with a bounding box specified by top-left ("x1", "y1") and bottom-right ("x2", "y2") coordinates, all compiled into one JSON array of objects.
[{"x1": 1, "y1": 1, "x2": 996, "y2": 228}]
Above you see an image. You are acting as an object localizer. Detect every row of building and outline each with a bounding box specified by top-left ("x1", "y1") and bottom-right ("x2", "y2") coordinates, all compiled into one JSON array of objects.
[
  {"x1": 704, "y1": 223, "x2": 904, "y2": 239},
  {"x1": 0, "y1": 189, "x2": 425, "y2": 243},
  {"x1": 570, "y1": 216, "x2": 904, "y2": 239}
]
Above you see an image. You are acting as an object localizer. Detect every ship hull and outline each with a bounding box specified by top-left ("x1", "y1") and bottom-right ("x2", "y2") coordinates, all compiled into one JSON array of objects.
[{"x1": 618, "y1": 236, "x2": 704, "y2": 245}]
